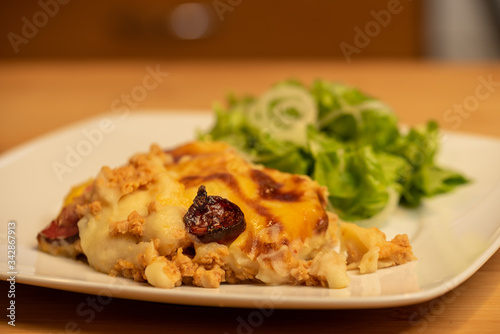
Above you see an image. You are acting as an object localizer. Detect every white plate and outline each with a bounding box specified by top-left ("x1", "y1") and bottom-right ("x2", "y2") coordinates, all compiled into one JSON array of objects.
[{"x1": 1, "y1": 111, "x2": 500, "y2": 309}]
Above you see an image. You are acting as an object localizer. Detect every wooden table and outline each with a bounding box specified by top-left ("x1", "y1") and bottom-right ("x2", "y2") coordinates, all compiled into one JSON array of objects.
[{"x1": 1, "y1": 60, "x2": 499, "y2": 333}]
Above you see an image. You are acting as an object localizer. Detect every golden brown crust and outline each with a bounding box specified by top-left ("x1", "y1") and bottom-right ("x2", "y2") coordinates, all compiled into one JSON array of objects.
[
  {"x1": 98, "y1": 158, "x2": 155, "y2": 196},
  {"x1": 172, "y1": 248, "x2": 198, "y2": 277},
  {"x1": 192, "y1": 243, "x2": 230, "y2": 269},
  {"x1": 110, "y1": 259, "x2": 145, "y2": 282},
  {"x1": 76, "y1": 201, "x2": 101, "y2": 217},
  {"x1": 192, "y1": 265, "x2": 225, "y2": 288},
  {"x1": 109, "y1": 210, "x2": 146, "y2": 237},
  {"x1": 378, "y1": 234, "x2": 417, "y2": 266},
  {"x1": 147, "y1": 200, "x2": 159, "y2": 214},
  {"x1": 88, "y1": 201, "x2": 101, "y2": 215},
  {"x1": 340, "y1": 222, "x2": 416, "y2": 273}
]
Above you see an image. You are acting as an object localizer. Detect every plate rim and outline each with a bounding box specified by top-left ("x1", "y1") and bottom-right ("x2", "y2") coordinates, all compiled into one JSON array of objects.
[{"x1": 1, "y1": 110, "x2": 500, "y2": 309}]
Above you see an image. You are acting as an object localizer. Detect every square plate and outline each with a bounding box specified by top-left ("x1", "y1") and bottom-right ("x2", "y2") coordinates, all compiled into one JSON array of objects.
[{"x1": 1, "y1": 111, "x2": 499, "y2": 309}]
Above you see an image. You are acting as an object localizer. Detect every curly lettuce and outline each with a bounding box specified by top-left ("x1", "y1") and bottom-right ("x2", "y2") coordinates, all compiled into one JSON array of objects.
[{"x1": 200, "y1": 79, "x2": 468, "y2": 223}]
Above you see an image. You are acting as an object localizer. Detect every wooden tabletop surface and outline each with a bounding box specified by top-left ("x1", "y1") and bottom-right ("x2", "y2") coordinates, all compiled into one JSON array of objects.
[{"x1": 1, "y1": 60, "x2": 499, "y2": 333}]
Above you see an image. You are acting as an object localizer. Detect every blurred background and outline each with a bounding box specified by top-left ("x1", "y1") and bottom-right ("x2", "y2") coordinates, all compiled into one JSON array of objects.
[
  {"x1": 1, "y1": 0, "x2": 500, "y2": 152},
  {"x1": 1, "y1": 0, "x2": 499, "y2": 61}
]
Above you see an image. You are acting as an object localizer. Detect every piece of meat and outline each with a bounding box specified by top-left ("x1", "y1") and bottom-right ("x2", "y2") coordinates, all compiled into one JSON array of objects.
[{"x1": 37, "y1": 184, "x2": 92, "y2": 258}]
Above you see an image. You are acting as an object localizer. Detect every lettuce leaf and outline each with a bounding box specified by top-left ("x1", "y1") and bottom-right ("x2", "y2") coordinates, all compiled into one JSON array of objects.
[{"x1": 200, "y1": 79, "x2": 469, "y2": 223}]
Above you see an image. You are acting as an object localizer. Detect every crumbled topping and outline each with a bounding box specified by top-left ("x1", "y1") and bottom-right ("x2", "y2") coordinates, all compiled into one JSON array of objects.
[
  {"x1": 75, "y1": 200, "x2": 101, "y2": 217},
  {"x1": 104, "y1": 160, "x2": 156, "y2": 196},
  {"x1": 172, "y1": 248, "x2": 198, "y2": 277},
  {"x1": 148, "y1": 200, "x2": 159, "y2": 214},
  {"x1": 340, "y1": 222, "x2": 417, "y2": 273},
  {"x1": 193, "y1": 265, "x2": 225, "y2": 288},
  {"x1": 88, "y1": 201, "x2": 101, "y2": 215},
  {"x1": 110, "y1": 259, "x2": 144, "y2": 282},
  {"x1": 192, "y1": 243, "x2": 229, "y2": 269},
  {"x1": 109, "y1": 211, "x2": 145, "y2": 237}
]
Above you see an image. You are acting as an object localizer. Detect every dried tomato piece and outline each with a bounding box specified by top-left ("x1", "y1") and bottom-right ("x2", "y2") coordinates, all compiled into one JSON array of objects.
[{"x1": 183, "y1": 185, "x2": 246, "y2": 244}]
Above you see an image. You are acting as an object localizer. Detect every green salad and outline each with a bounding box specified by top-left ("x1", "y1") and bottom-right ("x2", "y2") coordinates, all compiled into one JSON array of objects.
[{"x1": 199, "y1": 79, "x2": 468, "y2": 224}]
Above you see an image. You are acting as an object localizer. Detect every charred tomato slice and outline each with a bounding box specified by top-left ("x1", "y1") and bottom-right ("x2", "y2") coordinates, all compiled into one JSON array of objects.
[{"x1": 183, "y1": 185, "x2": 246, "y2": 244}]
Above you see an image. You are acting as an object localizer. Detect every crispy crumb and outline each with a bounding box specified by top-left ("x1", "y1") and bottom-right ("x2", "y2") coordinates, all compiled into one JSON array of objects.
[
  {"x1": 111, "y1": 259, "x2": 144, "y2": 282},
  {"x1": 378, "y1": 234, "x2": 417, "y2": 266},
  {"x1": 75, "y1": 201, "x2": 100, "y2": 217},
  {"x1": 224, "y1": 263, "x2": 258, "y2": 284},
  {"x1": 192, "y1": 243, "x2": 229, "y2": 269},
  {"x1": 172, "y1": 248, "x2": 199, "y2": 277},
  {"x1": 88, "y1": 201, "x2": 101, "y2": 215},
  {"x1": 148, "y1": 200, "x2": 159, "y2": 214},
  {"x1": 193, "y1": 265, "x2": 225, "y2": 288},
  {"x1": 99, "y1": 158, "x2": 155, "y2": 196},
  {"x1": 289, "y1": 261, "x2": 312, "y2": 285},
  {"x1": 340, "y1": 222, "x2": 416, "y2": 273},
  {"x1": 97, "y1": 145, "x2": 168, "y2": 196},
  {"x1": 109, "y1": 210, "x2": 146, "y2": 237}
]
